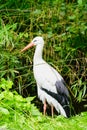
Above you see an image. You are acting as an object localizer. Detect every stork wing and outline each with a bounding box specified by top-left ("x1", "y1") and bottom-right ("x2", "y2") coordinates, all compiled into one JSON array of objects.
[{"x1": 50, "y1": 66, "x2": 69, "y2": 98}]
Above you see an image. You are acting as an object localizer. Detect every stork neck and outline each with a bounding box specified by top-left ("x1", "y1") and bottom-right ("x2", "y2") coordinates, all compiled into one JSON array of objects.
[{"x1": 33, "y1": 44, "x2": 44, "y2": 65}]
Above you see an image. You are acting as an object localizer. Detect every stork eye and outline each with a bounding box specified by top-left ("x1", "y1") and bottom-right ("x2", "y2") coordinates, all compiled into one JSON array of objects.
[{"x1": 33, "y1": 40, "x2": 37, "y2": 42}]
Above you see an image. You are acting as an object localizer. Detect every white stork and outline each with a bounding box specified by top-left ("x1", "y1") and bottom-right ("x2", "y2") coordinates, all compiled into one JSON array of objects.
[{"x1": 21, "y1": 36, "x2": 70, "y2": 117}]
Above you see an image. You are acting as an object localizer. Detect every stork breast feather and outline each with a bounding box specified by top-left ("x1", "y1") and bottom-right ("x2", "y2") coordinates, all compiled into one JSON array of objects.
[{"x1": 34, "y1": 63, "x2": 62, "y2": 90}]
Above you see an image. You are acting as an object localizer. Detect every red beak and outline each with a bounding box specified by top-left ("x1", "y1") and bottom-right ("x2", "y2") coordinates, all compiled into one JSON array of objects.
[{"x1": 20, "y1": 42, "x2": 34, "y2": 53}]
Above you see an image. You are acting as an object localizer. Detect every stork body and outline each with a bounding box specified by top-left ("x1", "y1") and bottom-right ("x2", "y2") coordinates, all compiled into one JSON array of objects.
[{"x1": 21, "y1": 36, "x2": 70, "y2": 117}]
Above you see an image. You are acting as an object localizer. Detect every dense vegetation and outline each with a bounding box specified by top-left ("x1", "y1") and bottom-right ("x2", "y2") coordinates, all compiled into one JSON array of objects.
[
  {"x1": 0, "y1": 79, "x2": 87, "y2": 130},
  {"x1": 0, "y1": 0, "x2": 87, "y2": 129}
]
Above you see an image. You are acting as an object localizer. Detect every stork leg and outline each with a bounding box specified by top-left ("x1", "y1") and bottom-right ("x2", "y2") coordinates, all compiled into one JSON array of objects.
[
  {"x1": 51, "y1": 104, "x2": 54, "y2": 118},
  {"x1": 43, "y1": 100, "x2": 47, "y2": 116}
]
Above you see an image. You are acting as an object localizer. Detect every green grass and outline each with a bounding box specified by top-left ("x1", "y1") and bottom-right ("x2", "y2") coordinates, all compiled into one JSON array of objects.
[{"x1": 0, "y1": 111, "x2": 87, "y2": 130}]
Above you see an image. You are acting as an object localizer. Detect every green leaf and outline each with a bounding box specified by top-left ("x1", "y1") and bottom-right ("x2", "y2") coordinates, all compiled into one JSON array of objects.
[
  {"x1": 26, "y1": 96, "x2": 36, "y2": 103},
  {"x1": 82, "y1": 84, "x2": 86, "y2": 97},
  {"x1": 0, "y1": 78, "x2": 13, "y2": 90},
  {"x1": 24, "y1": 33, "x2": 28, "y2": 38},
  {"x1": 33, "y1": 9, "x2": 41, "y2": 15},
  {"x1": 68, "y1": 15, "x2": 76, "y2": 20},
  {"x1": 0, "y1": 107, "x2": 9, "y2": 115},
  {"x1": 78, "y1": 0, "x2": 82, "y2": 5}
]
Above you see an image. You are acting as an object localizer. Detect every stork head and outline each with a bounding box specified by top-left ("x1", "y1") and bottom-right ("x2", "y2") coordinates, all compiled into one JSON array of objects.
[
  {"x1": 32, "y1": 36, "x2": 44, "y2": 46},
  {"x1": 21, "y1": 36, "x2": 44, "y2": 52}
]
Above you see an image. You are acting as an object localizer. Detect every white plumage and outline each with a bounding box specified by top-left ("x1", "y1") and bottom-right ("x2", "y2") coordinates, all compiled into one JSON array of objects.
[{"x1": 21, "y1": 36, "x2": 70, "y2": 117}]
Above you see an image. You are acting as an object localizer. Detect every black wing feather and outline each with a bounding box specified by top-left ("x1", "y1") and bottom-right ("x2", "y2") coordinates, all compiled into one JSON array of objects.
[{"x1": 55, "y1": 80, "x2": 69, "y2": 98}]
